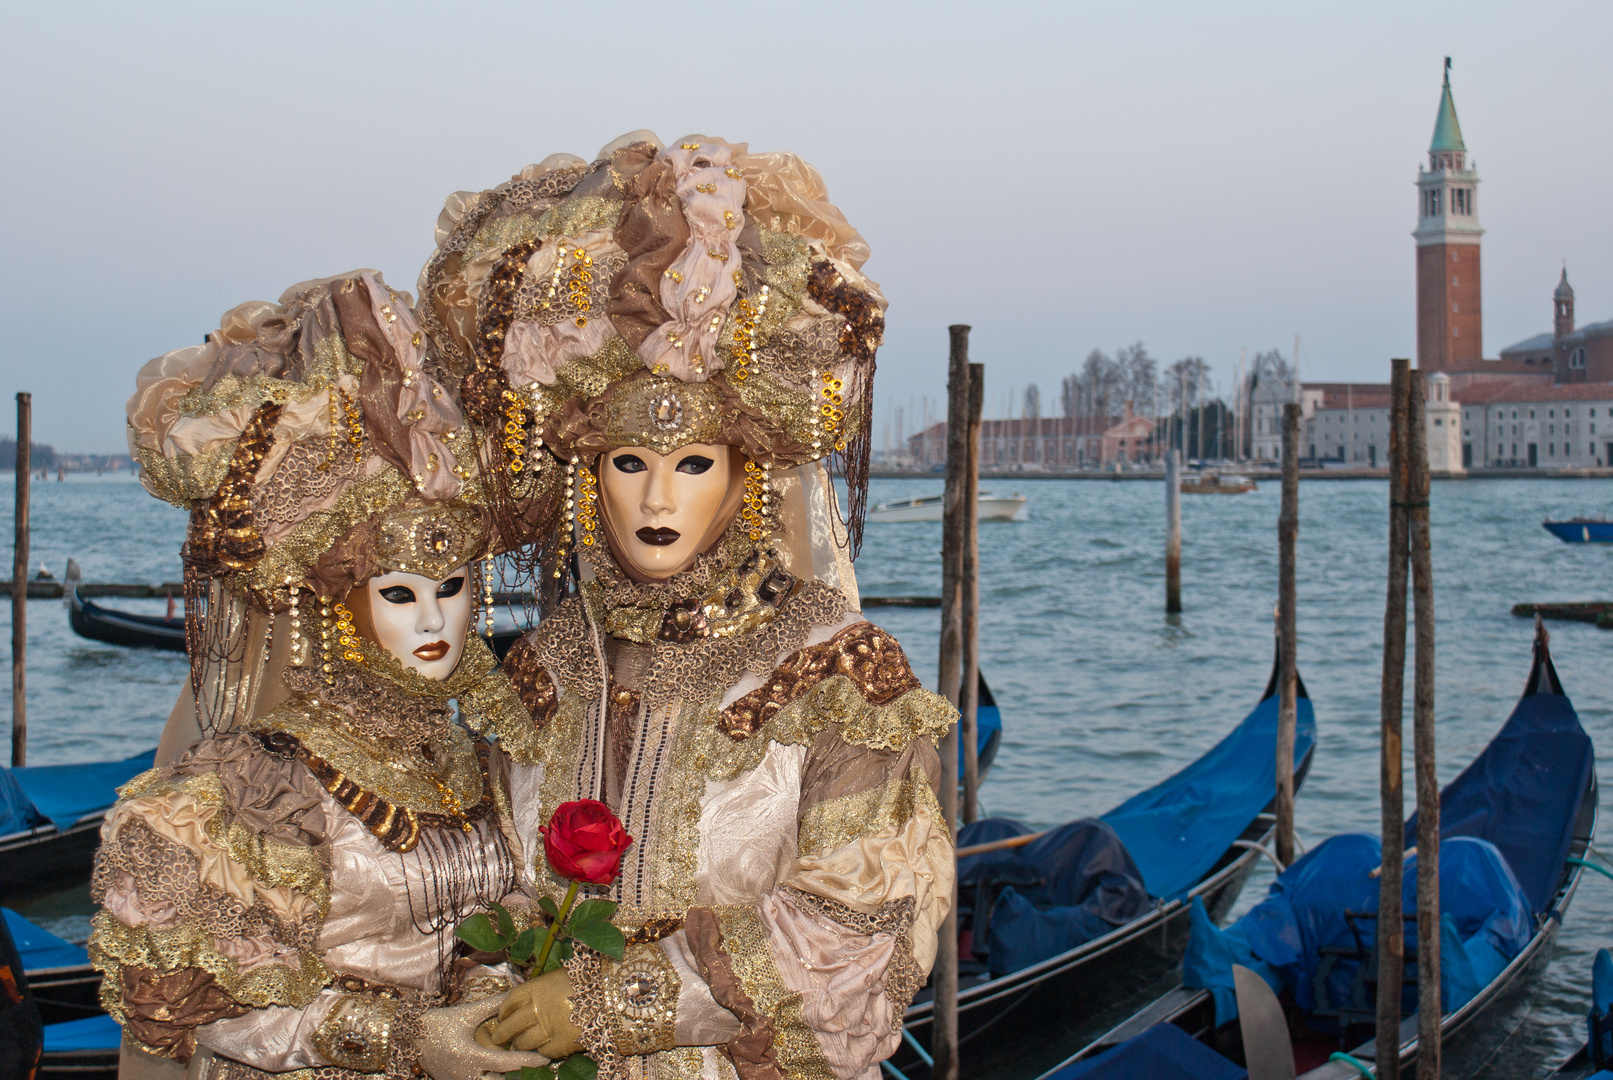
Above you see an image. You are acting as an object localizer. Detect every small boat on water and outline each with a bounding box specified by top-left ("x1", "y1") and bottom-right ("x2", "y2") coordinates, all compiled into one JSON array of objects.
[
  {"x1": 1544, "y1": 517, "x2": 1613, "y2": 543},
  {"x1": 1048, "y1": 620, "x2": 1595, "y2": 1080},
  {"x1": 887, "y1": 642, "x2": 1316, "y2": 1080},
  {"x1": 0, "y1": 749, "x2": 155, "y2": 892},
  {"x1": 0, "y1": 908, "x2": 118, "y2": 1079},
  {"x1": 1545, "y1": 947, "x2": 1613, "y2": 1079},
  {"x1": 1181, "y1": 472, "x2": 1257, "y2": 495},
  {"x1": 868, "y1": 492, "x2": 1027, "y2": 524}
]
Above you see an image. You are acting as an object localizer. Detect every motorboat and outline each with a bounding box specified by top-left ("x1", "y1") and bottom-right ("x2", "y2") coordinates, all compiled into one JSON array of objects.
[{"x1": 868, "y1": 492, "x2": 1027, "y2": 524}]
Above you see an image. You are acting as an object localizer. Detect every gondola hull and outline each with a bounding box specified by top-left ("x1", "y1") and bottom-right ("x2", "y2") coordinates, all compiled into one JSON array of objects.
[
  {"x1": 0, "y1": 816, "x2": 107, "y2": 892},
  {"x1": 891, "y1": 746, "x2": 1314, "y2": 1080}
]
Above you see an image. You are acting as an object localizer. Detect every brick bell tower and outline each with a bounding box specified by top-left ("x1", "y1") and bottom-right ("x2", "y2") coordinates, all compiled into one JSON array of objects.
[{"x1": 1414, "y1": 58, "x2": 1483, "y2": 370}]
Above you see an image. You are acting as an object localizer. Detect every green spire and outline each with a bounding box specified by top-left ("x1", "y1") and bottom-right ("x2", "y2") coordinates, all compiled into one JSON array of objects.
[{"x1": 1430, "y1": 57, "x2": 1465, "y2": 153}]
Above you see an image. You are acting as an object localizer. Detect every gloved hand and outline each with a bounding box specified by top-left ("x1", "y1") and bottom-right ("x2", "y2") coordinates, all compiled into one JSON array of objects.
[
  {"x1": 418, "y1": 997, "x2": 554, "y2": 1080},
  {"x1": 491, "y1": 969, "x2": 585, "y2": 1058}
]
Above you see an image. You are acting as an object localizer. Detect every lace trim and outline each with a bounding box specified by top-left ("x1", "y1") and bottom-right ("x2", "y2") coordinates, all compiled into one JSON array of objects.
[
  {"x1": 713, "y1": 906, "x2": 832, "y2": 1080},
  {"x1": 781, "y1": 888, "x2": 924, "y2": 1011}
]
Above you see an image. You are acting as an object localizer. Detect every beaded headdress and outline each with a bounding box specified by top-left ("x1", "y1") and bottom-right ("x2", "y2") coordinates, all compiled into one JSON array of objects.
[
  {"x1": 415, "y1": 131, "x2": 888, "y2": 573},
  {"x1": 127, "y1": 271, "x2": 509, "y2": 728}
]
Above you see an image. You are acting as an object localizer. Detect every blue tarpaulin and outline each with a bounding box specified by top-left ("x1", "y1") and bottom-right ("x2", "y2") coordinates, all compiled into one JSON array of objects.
[
  {"x1": 1, "y1": 749, "x2": 154, "y2": 834},
  {"x1": 1101, "y1": 693, "x2": 1316, "y2": 901},
  {"x1": 1184, "y1": 834, "x2": 1534, "y2": 1026},
  {"x1": 954, "y1": 681, "x2": 1315, "y2": 977},
  {"x1": 43, "y1": 1014, "x2": 122, "y2": 1051},
  {"x1": 1405, "y1": 687, "x2": 1593, "y2": 916},
  {"x1": 3, "y1": 909, "x2": 87, "y2": 972},
  {"x1": 970, "y1": 819, "x2": 1151, "y2": 977},
  {"x1": 1043, "y1": 1022, "x2": 1246, "y2": 1080}
]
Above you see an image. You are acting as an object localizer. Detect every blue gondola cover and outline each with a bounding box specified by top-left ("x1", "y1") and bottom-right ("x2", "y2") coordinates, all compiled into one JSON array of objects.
[
  {"x1": 1184, "y1": 834, "x2": 1533, "y2": 1026},
  {"x1": 1101, "y1": 693, "x2": 1316, "y2": 900},
  {"x1": 43, "y1": 1013, "x2": 123, "y2": 1051},
  {"x1": 1043, "y1": 1022, "x2": 1246, "y2": 1080},
  {"x1": 3, "y1": 909, "x2": 88, "y2": 972},
  {"x1": 6, "y1": 749, "x2": 155, "y2": 832}
]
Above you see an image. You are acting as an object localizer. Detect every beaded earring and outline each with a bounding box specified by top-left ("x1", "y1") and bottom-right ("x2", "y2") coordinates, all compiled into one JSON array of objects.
[
  {"x1": 576, "y1": 464, "x2": 599, "y2": 548},
  {"x1": 741, "y1": 460, "x2": 774, "y2": 543},
  {"x1": 555, "y1": 457, "x2": 578, "y2": 579},
  {"x1": 333, "y1": 602, "x2": 363, "y2": 666},
  {"x1": 318, "y1": 596, "x2": 334, "y2": 685},
  {"x1": 481, "y1": 555, "x2": 495, "y2": 638},
  {"x1": 286, "y1": 577, "x2": 309, "y2": 666}
]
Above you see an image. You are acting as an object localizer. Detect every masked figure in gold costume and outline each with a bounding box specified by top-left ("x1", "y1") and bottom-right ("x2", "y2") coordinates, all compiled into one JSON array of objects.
[
  {"x1": 414, "y1": 132, "x2": 957, "y2": 1080},
  {"x1": 91, "y1": 272, "x2": 556, "y2": 1080}
]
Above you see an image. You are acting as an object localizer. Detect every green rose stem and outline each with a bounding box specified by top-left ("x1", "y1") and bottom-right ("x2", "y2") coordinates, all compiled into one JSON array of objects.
[{"x1": 534, "y1": 881, "x2": 580, "y2": 973}]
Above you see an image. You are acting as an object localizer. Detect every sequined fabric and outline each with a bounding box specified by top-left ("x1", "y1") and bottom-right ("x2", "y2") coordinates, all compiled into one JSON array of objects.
[{"x1": 718, "y1": 622, "x2": 920, "y2": 741}]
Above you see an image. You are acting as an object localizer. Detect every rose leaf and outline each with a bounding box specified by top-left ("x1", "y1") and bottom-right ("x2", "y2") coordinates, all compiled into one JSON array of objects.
[
  {"x1": 567, "y1": 899, "x2": 617, "y2": 930},
  {"x1": 557, "y1": 1055, "x2": 598, "y2": 1080},
  {"x1": 536, "y1": 896, "x2": 560, "y2": 921},
  {"x1": 455, "y1": 913, "x2": 506, "y2": 953},
  {"x1": 508, "y1": 926, "x2": 539, "y2": 965},
  {"x1": 492, "y1": 902, "x2": 516, "y2": 941},
  {"x1": 572, "y1": 920, "x2": 626, "y2": 961}
]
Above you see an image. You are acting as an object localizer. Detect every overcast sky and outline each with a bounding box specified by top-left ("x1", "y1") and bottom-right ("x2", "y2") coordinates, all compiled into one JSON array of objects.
[{"x1": 3, "y1": 1, "x2": 1609, "y2": 453}]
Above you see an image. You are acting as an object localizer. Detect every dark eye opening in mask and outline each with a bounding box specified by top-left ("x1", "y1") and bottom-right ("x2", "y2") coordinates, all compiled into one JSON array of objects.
[
  {"x1": 437, "y1": 576, "x2": 465, "y2": 599},
  {"x1": 378, "y1": 585, "x2": 417, "y2": 605},
  {"x1": 676, "y1": 455, "x2": 714, "y2": 475},
  {"x1": 611, "y1": 454, "x2": 647, "y2": 474}
]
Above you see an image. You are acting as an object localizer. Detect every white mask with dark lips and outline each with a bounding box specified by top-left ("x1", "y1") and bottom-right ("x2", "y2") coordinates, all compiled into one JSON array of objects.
[{"x1": 364, "y1": 569, "x2": 473, "y2": 680}]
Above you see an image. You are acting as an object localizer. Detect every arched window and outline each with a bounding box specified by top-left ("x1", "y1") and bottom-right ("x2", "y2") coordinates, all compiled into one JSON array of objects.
[{"x1": 1571, "y1": 348, "x2": 1587, "y2": 369}]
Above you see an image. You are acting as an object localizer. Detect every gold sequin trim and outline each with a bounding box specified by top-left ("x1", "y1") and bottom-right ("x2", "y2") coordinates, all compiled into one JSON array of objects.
[
  {"x1": 90, "y1": 910, "x2": 332, "y2": 1019},
  {"x1": 600, "y1": 943, "x2": 681, "y2": 1055},
  {"x1": 795, "y1": 764, "x2": 940, "y2": 860},
  {"x1": 312, "y1": 994, "x2": 399, "y2": 1073},
  {"x1": 713, "y1": 906, "x2": 833, "y2": 1080},
  {"x1": 719, "y1": 623, "x2": 922, "y2": 740}
]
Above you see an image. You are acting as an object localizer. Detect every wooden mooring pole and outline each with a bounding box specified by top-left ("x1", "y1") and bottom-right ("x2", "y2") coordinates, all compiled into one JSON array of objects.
[
  {"x1": 1376, "y1": 358, "x2": 1411, "y2": 1077},
  {"x1": 1275, "y1": 403, "x2": 1300, "y2": 865},
  {"x1": 933, "y1": 324, "x2": 971, "y2": 1080},
  {"x1": 1407, "y1": 371, "x2": 1440, "y2": 1080},
  {"x1": 1165, "y1": 448, "x2": 1182, "y2": 614},
  {"x1": 12, "y1": 392, "x2": 29, "y2": 767},
  {"x1": 960, "y1": 362, "x2": 983, "y2": 826}
]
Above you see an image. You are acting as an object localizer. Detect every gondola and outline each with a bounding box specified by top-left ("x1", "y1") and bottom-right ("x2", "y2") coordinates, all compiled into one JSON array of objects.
[
  {"x1": 0, "y1": 749, "x2": 155, "y2": 891},
  {"x1": 886, "y1": 642, "x2": 1316, "y2": 1080},
  {"x1": 1047, "y1": 620, "x2": 1595, "y2": 1080},
  {"x1": 67, "y1": 585, "x2": 186, "y2": 652},
  {"x1": 68, "y1": 584, "x2": 533, "y2": 659},
  {"x1": 5, "y1": 910, "x2": 101, "y2": 1027},
  {"x1": 1543, "y1": 517, "x2": 1613, "y2": 544}
]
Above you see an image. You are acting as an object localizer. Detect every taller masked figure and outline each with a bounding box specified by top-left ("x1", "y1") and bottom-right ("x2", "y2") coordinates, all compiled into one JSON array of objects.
[
  {"x1": 91, "y1": 273, "x2": 555, "y2": 1080},
  {"x1": 415, "y1": 133, "x2": 957, "y2": 1080}
]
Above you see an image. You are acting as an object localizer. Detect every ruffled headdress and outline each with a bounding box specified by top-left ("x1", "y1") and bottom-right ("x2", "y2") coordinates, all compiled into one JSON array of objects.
[
  {"x1": 127, "y1": 271, "x2": 515, "y2": 734},
  {"x1": 414, "y1": 131, "x2": 887, "y2": 601}
]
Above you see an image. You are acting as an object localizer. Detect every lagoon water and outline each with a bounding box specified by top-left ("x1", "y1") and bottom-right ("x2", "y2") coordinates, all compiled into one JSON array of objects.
[{"x1": 4, "y1": 470, "x2": 1611, "y2": 1075}]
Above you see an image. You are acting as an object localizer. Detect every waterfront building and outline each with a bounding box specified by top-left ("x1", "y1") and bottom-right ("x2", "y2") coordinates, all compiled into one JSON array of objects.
[
  {"x1": 1455, "y1": 382, "x2": 1613, "y2": 468},
  {"x1": 1498, "y1": 269, "x2": 1613, "y2": 385},
  {"x1": 905, "y1": 403, "x2": 1158, "y2": 471}
]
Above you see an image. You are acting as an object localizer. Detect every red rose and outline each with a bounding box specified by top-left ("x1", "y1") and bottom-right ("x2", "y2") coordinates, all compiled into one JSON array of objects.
[{"x1": 541, "y1": 800, "x2": 633, "y2": 885}]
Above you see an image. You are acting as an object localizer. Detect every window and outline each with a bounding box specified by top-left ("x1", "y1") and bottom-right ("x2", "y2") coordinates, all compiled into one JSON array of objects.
[
  {"x1": 1549, "y1": 444, "x2": 1556, "y2": 456},
  {"x1": 1550, "y1": 410, "x2": 1556, "y2": 419},
  {"x1": 1530, "y1": 410, "x2": 1536, "y2": 419},
  {"x1": 1434, "y1": 418, "x2": 1443, "y2": 426},
  {"x1": 1567, "y1": 409, "x2": 1573, "y2": 418},
  {"x1": 1571, "y1": 348, "x2": 1587, "y2": 369}
]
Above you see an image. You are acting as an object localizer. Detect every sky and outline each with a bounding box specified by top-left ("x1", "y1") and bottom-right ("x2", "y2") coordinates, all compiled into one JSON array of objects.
[{"x1": 2, "y1": 1, "x2": 1610, "y2": 454}]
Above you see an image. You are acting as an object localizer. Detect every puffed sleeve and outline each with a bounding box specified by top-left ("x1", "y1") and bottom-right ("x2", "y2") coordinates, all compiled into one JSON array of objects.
[
  {"x1": 680, "y1": 721, "x2": 951, "y2": 1080},
  {"x1": 88, "y1": 731, "x2": 340, "y2": 1066}
]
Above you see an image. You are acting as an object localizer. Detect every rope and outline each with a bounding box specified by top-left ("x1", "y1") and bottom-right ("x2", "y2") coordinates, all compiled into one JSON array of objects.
[
  {"x1": 1568, "y1": 856, "x2": 1613, "y2": 884},
  {"x1": 1328, "y1": 1051, "x2": 1377, "y2": 1077}
]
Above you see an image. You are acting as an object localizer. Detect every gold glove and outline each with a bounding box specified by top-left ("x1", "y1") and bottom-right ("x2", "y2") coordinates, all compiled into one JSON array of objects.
[
  {"x1": 492, "y1": 970, "x2": 585, "y2": 1058},
  {"x1": 418, "y1": 997, "x2": 554, "y2": 1080}
]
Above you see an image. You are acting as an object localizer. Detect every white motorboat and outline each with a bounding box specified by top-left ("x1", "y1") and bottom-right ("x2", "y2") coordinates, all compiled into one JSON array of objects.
[{"x1": 867, "y1": 492, "x2": 1028, "y2": 523}]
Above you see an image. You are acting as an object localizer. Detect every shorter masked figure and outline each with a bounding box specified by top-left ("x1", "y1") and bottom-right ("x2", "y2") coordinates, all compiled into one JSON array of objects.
[
  {"x1": 92, "y1": 273, "x2": 545, "y2": 1080},
  {"x1": 419, "y1": 133, "x2": 957, "y2": 1080}
]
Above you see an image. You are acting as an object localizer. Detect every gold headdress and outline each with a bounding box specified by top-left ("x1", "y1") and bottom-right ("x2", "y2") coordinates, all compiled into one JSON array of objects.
[
  {"x1": 415, "y1": 132, "x2": 887, "y2": 575},
  {"x1": 126, "y1": 271, "x2": 508, "y2": 730}
]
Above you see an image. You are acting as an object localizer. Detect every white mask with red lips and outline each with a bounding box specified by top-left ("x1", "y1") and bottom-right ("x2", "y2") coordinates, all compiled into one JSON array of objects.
[{"x1": 362, "y1": 569, "x2": 474, "y2": 680}]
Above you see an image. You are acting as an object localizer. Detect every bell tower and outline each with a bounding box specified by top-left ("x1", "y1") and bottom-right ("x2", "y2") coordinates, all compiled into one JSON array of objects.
[
  {"x1": 1554, "y1": 266, "x2": 1575, "y2": 339},
  {"x1": 1414, "y1": 58, "x2": 1483, "y2": 370}
]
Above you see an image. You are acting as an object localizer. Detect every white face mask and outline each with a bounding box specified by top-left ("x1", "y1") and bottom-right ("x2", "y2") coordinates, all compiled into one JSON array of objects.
[
  {"x1": 599, "y1": 443, "x2": 734, "y2": 580},
  {"x1": 363, "y1": 569, "x2": 473, "y2": 680}
]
